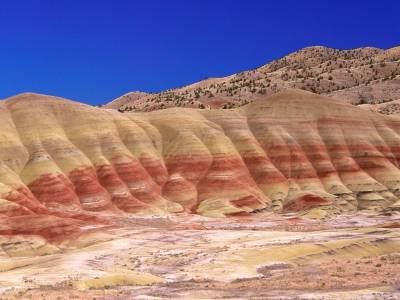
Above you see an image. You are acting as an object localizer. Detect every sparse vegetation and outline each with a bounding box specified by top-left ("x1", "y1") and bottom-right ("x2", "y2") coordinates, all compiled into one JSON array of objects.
[{"x1": 109, "y1": 46, "x2": 400, "y2": 112}]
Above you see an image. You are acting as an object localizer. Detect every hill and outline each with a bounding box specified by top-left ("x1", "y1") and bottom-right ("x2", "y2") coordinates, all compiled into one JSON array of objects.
[
  {"x1": 1, "y1": 90, "x2": 400, "y2": 298},
  {"x1": 1, "y1": 90, "x2": 400, "y2": 232},
  {"x1": 105, "y1": 46, "x2": 400, "y2": 112}
]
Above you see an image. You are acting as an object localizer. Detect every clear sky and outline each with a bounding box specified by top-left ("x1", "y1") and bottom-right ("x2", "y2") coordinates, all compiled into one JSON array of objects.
[{"x1": 1, "y1": 0, "x2": 399, "y2": 105}]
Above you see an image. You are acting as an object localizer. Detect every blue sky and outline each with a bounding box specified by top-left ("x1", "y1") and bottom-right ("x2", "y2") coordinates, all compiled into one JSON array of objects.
[{"x1": 0, "y1": 0, "x2": 399, "y2": 105}]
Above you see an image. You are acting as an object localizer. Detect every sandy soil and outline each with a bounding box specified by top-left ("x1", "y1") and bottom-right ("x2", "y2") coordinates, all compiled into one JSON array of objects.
[{"x1": 0, "y1": 212, "x2": 399, "y2": 299}]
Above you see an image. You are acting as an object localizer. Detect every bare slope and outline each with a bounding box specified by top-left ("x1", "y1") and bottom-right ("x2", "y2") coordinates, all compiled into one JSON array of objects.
[
  {"x1": 1, "y1": 90, "x2": 400, "y2": 242},
  {"x1": 107, "y1": 46, "x2": 400, "y2": 112},
  {"x1": 360, "y1": 98, "x2": 400, "y2": 115},
  {"x1": 2, "y1": 90, "x2": 400, "y2": 299}
]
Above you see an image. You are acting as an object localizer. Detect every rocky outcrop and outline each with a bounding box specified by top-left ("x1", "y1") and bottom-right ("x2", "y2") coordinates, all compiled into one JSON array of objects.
[{"x1": 1, "y1": 89, "x2": 400, "y2": 239}]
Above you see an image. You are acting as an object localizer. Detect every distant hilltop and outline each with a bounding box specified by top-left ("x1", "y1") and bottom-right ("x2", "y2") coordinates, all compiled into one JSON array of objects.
[{"x1": 104, "y1": 45, "x2": 400, "y2": 114}]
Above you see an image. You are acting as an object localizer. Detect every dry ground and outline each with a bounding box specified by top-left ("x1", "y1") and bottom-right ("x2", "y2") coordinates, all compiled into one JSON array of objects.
[{"x1": 0, "y1": 212, "x2": 399, "y2": 300}]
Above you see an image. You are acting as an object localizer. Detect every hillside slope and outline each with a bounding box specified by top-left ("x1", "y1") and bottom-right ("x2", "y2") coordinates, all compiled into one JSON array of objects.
[
  {"x1": 106, "y1": 46, "x2": 400, "y2": 112},
  {"x1": 1, "y1": 90, "x2": 400, "y2": 242}
]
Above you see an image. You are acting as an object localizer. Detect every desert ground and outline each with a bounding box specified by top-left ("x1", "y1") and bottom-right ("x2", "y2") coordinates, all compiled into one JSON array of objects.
[{"x1": 0, "y1": 211, "x2": 399, "y2": 299}]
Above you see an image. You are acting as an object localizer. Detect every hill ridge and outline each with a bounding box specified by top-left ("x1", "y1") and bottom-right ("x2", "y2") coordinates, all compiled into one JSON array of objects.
[
  {"x1": 105, "y1": 45, "x2": 400, "y2": 113},
  {"x1": 1, "y1": 90, "x2": 400, "y2": 237}
]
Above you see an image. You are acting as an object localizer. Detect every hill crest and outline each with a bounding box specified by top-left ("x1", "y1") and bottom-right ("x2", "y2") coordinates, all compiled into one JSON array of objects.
[{"x1": 105, "y1": 45, "x2": 400, "y2": 113}]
